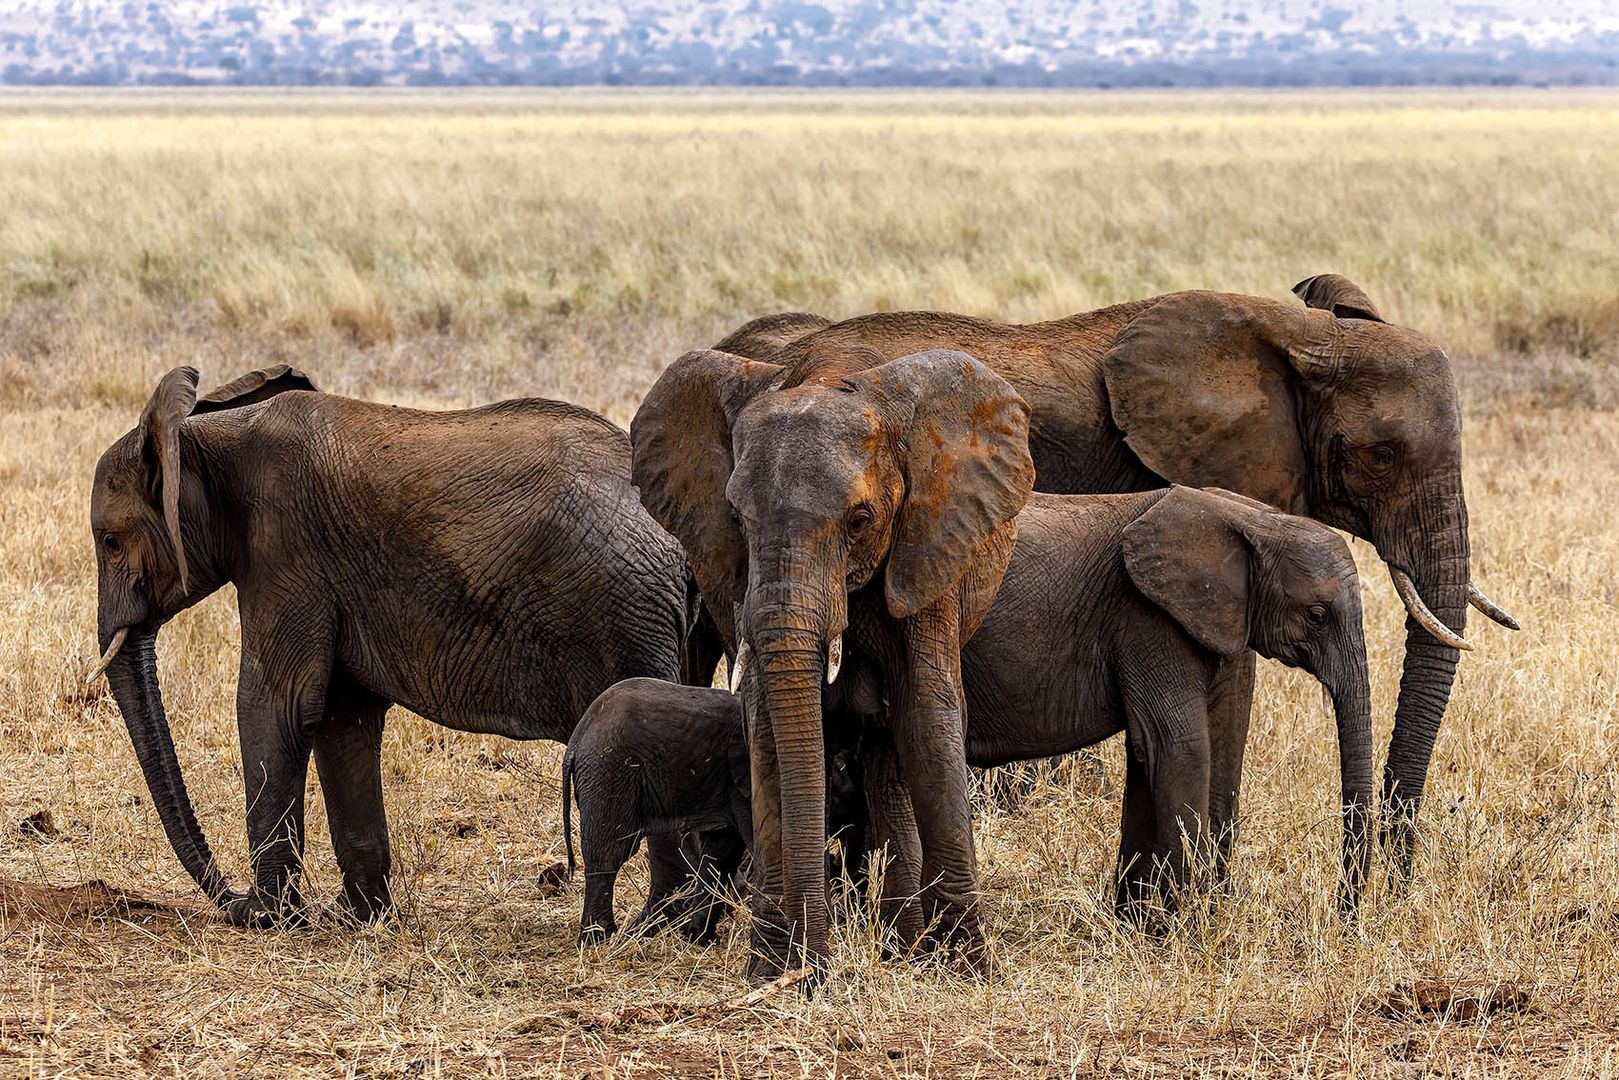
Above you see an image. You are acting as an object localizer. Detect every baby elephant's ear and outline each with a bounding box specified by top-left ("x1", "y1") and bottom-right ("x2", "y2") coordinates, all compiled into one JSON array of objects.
[
  {"x1": 192, "y1": 365, "x2": 320, "y2": 415},
  {"x1": 1122, "y1": 487, "x2": 1253, "y2": 657}
]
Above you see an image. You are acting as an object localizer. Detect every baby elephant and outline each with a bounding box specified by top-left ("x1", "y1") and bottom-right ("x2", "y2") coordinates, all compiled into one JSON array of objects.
[
  {"x1": 961, "y1": 486, "x2": 1375, "y2": 921},
  {"x1": 562, "y1": 678, "x2": 864, "y2": 945}
]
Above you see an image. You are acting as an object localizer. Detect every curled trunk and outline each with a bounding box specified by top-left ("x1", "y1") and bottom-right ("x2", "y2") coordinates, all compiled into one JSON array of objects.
[{"x1": 104, "y1": 628, "x2": 240, "y2": 907}]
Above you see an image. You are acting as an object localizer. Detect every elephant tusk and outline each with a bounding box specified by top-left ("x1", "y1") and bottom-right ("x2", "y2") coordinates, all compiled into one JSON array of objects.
[
  {"x1": 87, "y1": 626, "x2": 129, "y2": 684},
  {"x1": 826, "y1": 635, "x2": 842, "y2": 685},
  {"x1": 729, "y1": 641, "x2": 751, "y2": 694},
  {"x1": 1468, "y1": 583, "x2": 1521, "y2": 631},
  {"x1": 1388, "y1": 567, "x2": 1473, "y2": 651}
]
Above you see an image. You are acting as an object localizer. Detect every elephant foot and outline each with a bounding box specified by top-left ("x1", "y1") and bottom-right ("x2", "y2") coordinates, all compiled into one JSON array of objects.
[
  {"x1": 321, "y1": 887, "x2": 395, "y2": 928},
  {"x1": 747, "y1": 917, "x2": 828, "y2": 991},
  {"x1": 578, "y1": 921, "x2": 616, "y2": 947},
  {"x1": 916, "y1": 900, "x2": 993, "y2": 978},
  {"x1": 221, "y1": 888, "x2": 309, "y2": 930}
]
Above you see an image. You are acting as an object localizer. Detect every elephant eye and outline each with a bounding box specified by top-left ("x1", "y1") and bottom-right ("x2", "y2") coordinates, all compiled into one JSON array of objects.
[
  {"x1": 847, "y1": 505, "x2": 875, "y2": 536},
  {"x1": 102, "y1": 534, "x2": 122, "y2": 554},
  {"x1": 1307, "y1": 604, "x2": 1328, "y2": 626},
  {"x1": 1360, "y1": 443, "x2": 1397, "y2": 476}
]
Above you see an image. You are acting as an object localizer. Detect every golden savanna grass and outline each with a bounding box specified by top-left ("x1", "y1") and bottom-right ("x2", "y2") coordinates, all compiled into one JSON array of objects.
[{"x1": 2, "y1": 90, "x2": 1618, "y2": 1076}]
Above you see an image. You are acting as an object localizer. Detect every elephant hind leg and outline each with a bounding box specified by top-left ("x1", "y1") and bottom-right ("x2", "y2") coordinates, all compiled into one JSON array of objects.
[
  {"x1": 678, "y1": 827, "x2": 746, "y2": 945},
  {"x1": 629, "y1": 833, "x2": 697, "y2": 935},
  {"x1": 579, "y1": 826, "x2": 638, "y2": 944},
  {"x1": 315, "y1": 681, "x2": 391, "y2": 923}
]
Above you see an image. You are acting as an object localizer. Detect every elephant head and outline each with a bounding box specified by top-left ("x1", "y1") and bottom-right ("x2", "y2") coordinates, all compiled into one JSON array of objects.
[
  {"x1": 1102, "y1": 282, "x2": 1516, "y2": 874},
  {"x1": 89, "y1": 364, "x2": 318, "y2": 909},
  {"x1": 632, "y1": 347, "x2": 1032, "y2": 965},
  {"x1": 1123, "y1": 486, "x2": 1374, "y2": 915}
]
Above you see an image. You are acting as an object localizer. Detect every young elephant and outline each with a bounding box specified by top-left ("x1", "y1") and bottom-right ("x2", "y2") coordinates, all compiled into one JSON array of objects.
[
  {"x1": 961, "y1": 486, "x2": 1375, "y2": 919},
  {"x1": 562, "y1": 678, "x2": 866, "y2": 945}
]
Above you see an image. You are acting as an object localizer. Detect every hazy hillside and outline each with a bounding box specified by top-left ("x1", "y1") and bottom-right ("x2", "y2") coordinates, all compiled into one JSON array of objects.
[{"x1": 2, "y1": 0, "x2": 1617, "y2": 87}]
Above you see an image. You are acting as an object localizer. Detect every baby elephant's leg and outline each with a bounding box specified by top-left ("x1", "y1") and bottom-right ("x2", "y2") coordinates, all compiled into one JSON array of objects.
[
  {"x1": 579, "y1": 819, "x2": 640, "y2": 945},
  {"x1": 679, "y1": 827, "x2": 746, "y2": 945},
  {"x1": 629, "y1": 833, "x2": 697, "y2": 934}
]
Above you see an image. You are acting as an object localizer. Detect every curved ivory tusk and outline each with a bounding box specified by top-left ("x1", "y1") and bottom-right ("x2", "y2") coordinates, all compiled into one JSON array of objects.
[
  {"x1": 728, "y1": 641, "x2": 751, "y2": 694},
  {"x1": 1468, "y1": 583, "x2": 1521, "y2": 631},
  {"x1": 1388, "y1": 568, "x2": 1473, "y2": 651},
  {"x1": 826, "y1": 635, "x2": 842, "y2": 685},
  {"x1": 87, "y1": 626, "x2": 129, "y2": 684}
]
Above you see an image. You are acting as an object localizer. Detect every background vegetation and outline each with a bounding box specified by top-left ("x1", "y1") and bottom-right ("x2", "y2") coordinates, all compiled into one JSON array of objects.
[{"x1": 2, "y1": 90, "x2": 1617, "y2": 1076}]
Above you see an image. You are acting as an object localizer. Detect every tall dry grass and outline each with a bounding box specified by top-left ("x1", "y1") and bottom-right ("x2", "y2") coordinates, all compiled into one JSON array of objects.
[{"x1": 2, "y1": 90, "x2": 1618, "y2": 1076}]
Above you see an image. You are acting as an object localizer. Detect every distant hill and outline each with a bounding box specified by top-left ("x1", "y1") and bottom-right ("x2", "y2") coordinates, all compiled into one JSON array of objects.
[{"x1": 3, "y1": 1, "x2": 1616, "y2": 87}]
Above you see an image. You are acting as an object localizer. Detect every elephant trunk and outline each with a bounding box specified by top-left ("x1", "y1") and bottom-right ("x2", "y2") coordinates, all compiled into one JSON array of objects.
[
  {"x1": 1329, "y1": 666, "x2": 1375, "y2": 919},
  {"x1": 103, "y1": 627, "x2": 240, "y2": 908},
  {"x1": 1381, "y1": 491, "x2": 1470, "y2": 883},
  {"x1": 751, "y1": 610, "x2": 832, "y2": 970}
]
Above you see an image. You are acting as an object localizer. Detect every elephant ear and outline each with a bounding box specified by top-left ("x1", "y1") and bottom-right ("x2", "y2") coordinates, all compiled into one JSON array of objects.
[
  {"x1": 852, "y1": 349, "x2": 1034, "y2": 620},
  {"x1": 1103, "y1": 290, "x2": 1334, "y2": 514},
  {"x1": 138, "y1": 366, "x2": 201, "y2": 592},
  {"x1": 1122, "y1": 486, "x2": 1253, "y2": 658},
  {"x1": 192, "y1": 364, "x2": 319, "y2": 415},
  {"x1": 1291, "y1": 274, "x2": 1383, "y2": 323},
  {"x1": 710, "y1": 312, "x2": 831, "y2": 360},
  {"x1": 630, "y1": 349, "x2": 783, "y2": 645}
]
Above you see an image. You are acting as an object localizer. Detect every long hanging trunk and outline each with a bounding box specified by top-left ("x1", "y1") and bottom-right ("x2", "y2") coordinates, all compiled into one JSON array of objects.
[
  {"x1": 104, "y1": 628, "x2": 239, "y2": 907},
  {"x1": 753, "y1": 617, "x2": 830, "y2": 966},
  {"x1": 1331, "y1": 673, "x2": 1374, "y2": 918},
  {"x1": 1381, "y1": 492, "x2": 1470, "y2": 881}
]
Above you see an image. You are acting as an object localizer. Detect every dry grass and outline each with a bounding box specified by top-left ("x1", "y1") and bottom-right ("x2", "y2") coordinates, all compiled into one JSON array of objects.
[{"x1": 2, "y1": 89, "x2": 1618, "y2": 1077}]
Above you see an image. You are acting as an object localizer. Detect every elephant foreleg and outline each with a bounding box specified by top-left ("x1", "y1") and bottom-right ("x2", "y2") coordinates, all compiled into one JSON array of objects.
[
  {"x1": 630, "y1": 834, "x2": 697, "y2": 934},
  {"x1": 861, "y1": 733, "x2": 924, "y2": 955},
  {"x1": 314, "y1": 685, "x2": 391, "y2": 923}
]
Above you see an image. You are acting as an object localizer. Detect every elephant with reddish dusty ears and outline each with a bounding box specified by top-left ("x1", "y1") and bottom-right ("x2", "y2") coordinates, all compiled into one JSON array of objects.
[
  {"x1": 89, "y1": 366, "x2": 694, "y2": 927},
  {"x1": 631, "y1": 347, "x2": 1034, "y2": 981},
  {"x1": 760, "y1": 276, "x2": 1517, "y2": 879}
]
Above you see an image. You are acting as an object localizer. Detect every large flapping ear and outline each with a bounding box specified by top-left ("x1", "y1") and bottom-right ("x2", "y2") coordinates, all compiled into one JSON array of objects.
[
  {"x1": 1122, "y1": 486, "x2": 1252, "y2": 657},
  {"x1": 848, "y1": 349, "x2": 1034, "y2": 620},
  {"x1": 1103, "y1": 290, "x2": 1334, "y2": 514},
  {"x1": 191, "y1": 364, "x2": 319, "y2": 415},
  {"x1": 1291, "y1": 274, "x2": 1384, "y2": 323},
  {"x1": 630, "y1": 349, "x2": 783, "y2": 645},
  {"x1": 138, "y1": 367, "x2": 201, "y2": 592}
]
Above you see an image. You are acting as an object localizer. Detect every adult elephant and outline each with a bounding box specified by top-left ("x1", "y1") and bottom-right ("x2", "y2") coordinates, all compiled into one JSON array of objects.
[
  {"x1": 631, "y1": 347, "x2": 1034, "y2": 980},
  {"x1": 89, "y1": 366, "x2": 695, "y2": 927},
  {"x1": 753, "y1": 275, "x2": 1517, "y2": 877}
]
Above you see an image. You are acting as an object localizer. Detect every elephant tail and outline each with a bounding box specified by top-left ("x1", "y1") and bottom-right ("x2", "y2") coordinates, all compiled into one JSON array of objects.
[{"x1": 561, "y1": 747, "x2": 577, "y2": 880}]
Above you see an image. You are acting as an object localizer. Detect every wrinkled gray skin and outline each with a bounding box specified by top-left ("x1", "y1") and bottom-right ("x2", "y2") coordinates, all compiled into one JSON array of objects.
[
  {"x1": 742, "y1": 276, "x2": 1517, "y2": 881},
  {"x1": 90, "y1": 366, "x2": 694, "y2": 927},
  {"x1": 962, "y1": 488, "x2": 1375, "y2": 920},
  {"x1": 562, "y1": 678, "x2": 866, "y2": 945}
]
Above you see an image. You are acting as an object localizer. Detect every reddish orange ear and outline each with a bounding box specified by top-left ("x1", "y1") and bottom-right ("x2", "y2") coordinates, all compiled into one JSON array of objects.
[
  {"x1": 137, "y1": 367, "x2": 200, "y2": 592},
  {"x1": 842, "y1": 350, "x2": 1034, "y2": 620},
  {"x1": 630, "y1": 349, "x2": 783, "y2": 647},
  {"x1": 192, "y1": 365, "x2": 319, "y2": 414}
]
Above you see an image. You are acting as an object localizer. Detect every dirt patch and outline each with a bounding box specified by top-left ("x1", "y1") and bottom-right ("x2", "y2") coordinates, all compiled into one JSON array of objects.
[{"x1": 0, "y1": 878, "x2": 198, "y2": 927}]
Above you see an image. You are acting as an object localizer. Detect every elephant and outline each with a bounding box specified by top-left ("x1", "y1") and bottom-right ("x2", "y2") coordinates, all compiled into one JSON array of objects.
[
  {"x1": 960, "y1": 486, "x2": 1374, "y2": 920},
  {"x1": 746, "y1": 276, "x2": 1518, "y2": 878},
  {"x1": 631, "y1": 347, "x2": 1035, "y2": 980},
  {"x1": 88, "y1": 365, "x2": 696, "y2": 927},
  {"x1": 561, "y1": 677, "x2": 865, "y2": 946}
]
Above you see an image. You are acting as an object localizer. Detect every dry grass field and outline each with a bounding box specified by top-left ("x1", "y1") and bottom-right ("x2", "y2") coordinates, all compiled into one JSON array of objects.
[{"x1": 2, "y1": 89, "x2": 1618, "y2": 1077}]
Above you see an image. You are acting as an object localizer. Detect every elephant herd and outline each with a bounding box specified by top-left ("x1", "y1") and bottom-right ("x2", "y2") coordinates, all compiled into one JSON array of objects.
[{"x1": 87, "y1": 274, "x2": 1518, "y2": 986}]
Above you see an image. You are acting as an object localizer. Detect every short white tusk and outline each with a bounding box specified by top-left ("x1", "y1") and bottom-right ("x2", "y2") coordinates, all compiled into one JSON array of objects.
[
  {"x1": 826, "y1": 635, "x2": 842, "y2": 685},
  {"x1": 1467, "y1": 583, "x2": 1521, "y2": 631},
  {"x1": 87, "y1": 626, "x2": 129, "y2": 684},
  {"x1": 1388, "y1": 567, "x2": 1473, "y2": 651},
  {"x1": 728, "y1": 641, "x2": 750, "y2": 694}
]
